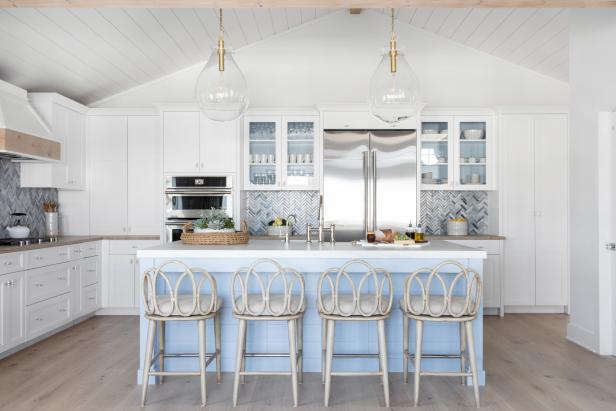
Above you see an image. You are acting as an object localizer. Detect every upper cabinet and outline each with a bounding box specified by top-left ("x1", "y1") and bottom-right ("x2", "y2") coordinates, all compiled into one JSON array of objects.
[
  {"x1": 420, "y1": 112, "x2": 495, "y2": 191},
  {"x1": 243, "y1": 114, "x2": 319, "y2": 190},
  {"x1": 20, "y1": 93, "x2": 87, "y2": 190},
  {"x1": 89, "y1": 115, "x2": 161, "y2": 236},
  {"x1": 163, "y1": 111, "x2": 238, "y2": 174}
]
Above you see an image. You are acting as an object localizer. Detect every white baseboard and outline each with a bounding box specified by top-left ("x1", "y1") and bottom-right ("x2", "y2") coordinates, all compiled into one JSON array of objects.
[
  {"x1": 504, "y1": 305, "x2": 567, "y2": 314},
  {"x1": 566, "y1": 322, "x2": 597, "y2": 353},
  {"x1": 96, "y1": 307, "x2": 139, "y2": 316},
  {"x1": 483, "y1": 307, "x2": 501, "y2": 316}
]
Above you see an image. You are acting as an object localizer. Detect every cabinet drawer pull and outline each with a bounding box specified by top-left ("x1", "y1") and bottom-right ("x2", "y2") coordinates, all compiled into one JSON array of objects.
[
  {"x1": 58, "y1": 308, "x2": 67, "y2": 313},
  {"x1": 88, "y1": 297, "x2": 96, "y2": 300},
  {"x1": 57, "y1": 276, "x2": 67, "y2": 280},
  {"x1": 35, "y1": 256, "x2": 44, "y2": 261},
  {"x1": 4, "y1": 261, "x2": 13, "y2": 266},
  {"x1": 35, "y1": 283, "x2": 44, "y2": 287},
  {"x1": 35, "y1": 317, "x2": 44, "y2": 321},
  {"x1": 87, "y1": 269, "x2": 96, "y2": 273}
]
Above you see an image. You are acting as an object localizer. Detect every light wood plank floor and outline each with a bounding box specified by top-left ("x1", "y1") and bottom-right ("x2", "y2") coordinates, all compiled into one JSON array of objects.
[{"x1": 1, "y1": 315, "x2": 615, "y2": 410}]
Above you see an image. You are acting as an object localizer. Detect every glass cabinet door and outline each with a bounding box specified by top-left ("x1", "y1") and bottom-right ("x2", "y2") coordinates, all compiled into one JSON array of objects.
[
  {"x1": 421, "y1": 118, "x2": 452, "y2": 189},
  {"x1": 283, "y1": 117, "x2": 318, "y2": 189},
  {"x1": 246, "y1": 119, "x2": 280, "y2": 188},
  {"x1": 456, "y1": 118, "x2": 488, "y2": 188}
]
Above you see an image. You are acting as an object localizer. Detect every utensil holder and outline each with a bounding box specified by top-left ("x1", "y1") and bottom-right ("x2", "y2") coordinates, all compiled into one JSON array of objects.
[{"x1": 45, "y1": 212, "x2": 59, "y2": 237}]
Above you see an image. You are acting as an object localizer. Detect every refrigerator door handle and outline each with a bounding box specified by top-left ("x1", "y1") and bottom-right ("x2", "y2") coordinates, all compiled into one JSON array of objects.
[
  {"x1": 371, "y1": 150, "x2": 377, "y2": 232},
  {"x1": 363, "y1": 151, "x2": 369, "y2": 236}
]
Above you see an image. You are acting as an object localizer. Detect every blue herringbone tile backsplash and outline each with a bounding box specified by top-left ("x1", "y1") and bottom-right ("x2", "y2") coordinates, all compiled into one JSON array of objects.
[
  {"x1": 0, "y1": 159, "x2": 58, "y2": 237},
  {"x1": 242, "y1": 190, "x2": 488, "y2": 235}
]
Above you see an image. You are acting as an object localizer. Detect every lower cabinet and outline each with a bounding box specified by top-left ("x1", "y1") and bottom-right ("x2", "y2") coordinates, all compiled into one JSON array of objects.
[
  {"x1": 446, "y1": 239, "x2": 503, "y2": 315},
  {"x1": 0, "y1": 271, "x2": 26, "y2": 352},
  {"x1": 26, "y1": 293, "x2": 71, "y2": 340},
  {"x1": 105, "y1": 240, "x2": 160, "y2": 313},
  {"x1": 0, "y1": 241, "x2": 101, "y2": 357}
]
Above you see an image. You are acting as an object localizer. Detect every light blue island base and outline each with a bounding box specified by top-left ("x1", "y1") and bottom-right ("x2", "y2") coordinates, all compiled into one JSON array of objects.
[{"x1": 137, "y1": 240, "x2": 486, "y2": 386}]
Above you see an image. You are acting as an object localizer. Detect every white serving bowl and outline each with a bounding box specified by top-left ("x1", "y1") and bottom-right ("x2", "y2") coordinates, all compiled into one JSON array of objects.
[{"x1": 462, "y1": 129, "x2": 485, "y2": 140}]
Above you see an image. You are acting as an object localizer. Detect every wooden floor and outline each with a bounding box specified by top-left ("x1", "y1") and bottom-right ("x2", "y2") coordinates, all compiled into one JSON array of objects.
[{"x1": 1, "y1": 315, "x2": 616, "y2": 410}]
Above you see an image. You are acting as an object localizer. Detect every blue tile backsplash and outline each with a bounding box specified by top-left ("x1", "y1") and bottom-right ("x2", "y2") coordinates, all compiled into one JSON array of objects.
[
  {"x1": 0, "y1": 158, "x2": 58, "y2": 237},
  {"x1": 242, "y1": 190, "x2": 488, "y2": 236}
]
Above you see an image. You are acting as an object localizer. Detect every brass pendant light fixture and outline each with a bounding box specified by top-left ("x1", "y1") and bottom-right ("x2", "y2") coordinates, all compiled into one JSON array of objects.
[
  {"x1": 369, "y1": 9, "x2": 422, "y2": 124},
  {"x1": 195, "y1": 8, "x2": 249, "y2": 122}
]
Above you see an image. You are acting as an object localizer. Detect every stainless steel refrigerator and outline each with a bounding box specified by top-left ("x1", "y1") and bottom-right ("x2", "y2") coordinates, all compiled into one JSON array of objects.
[{"x1": 323, "y1": 130, "x2": 418, "y2": 242}]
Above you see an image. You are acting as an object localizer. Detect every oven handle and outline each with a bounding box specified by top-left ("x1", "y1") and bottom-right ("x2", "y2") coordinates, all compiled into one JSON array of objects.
[{"x1": 165, "y1": 188, "x2": 232, "y2": 195}]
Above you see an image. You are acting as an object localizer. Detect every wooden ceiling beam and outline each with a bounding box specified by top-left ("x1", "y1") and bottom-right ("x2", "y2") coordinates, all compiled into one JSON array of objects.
[{"x1": 1, "y1": 0, "x2": 615, "y2": 8}]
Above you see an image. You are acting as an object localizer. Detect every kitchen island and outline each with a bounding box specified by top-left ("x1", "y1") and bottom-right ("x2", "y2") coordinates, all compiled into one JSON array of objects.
[{"x1": 136, "y1": 240, "x2": 486, "y2": 384}]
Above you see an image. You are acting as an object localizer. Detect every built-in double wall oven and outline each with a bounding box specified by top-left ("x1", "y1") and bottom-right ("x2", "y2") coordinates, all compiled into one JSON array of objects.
[{"x1": 164, "y1": 176, "x2": 233, "y2": 242}]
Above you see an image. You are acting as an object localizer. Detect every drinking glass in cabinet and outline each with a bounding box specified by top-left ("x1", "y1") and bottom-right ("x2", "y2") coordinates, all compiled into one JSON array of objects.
[
  {"x1": 250, "y1": 122, "x2": 276, "y2": 140},
  {"x1": 287, "y1": 122, "x2": 314, "y2": 140}
]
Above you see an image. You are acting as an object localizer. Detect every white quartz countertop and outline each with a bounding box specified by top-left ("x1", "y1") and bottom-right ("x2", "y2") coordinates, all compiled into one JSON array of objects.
[{"x1": 137, "y1": 239, "x2": 486, "y2": 259}]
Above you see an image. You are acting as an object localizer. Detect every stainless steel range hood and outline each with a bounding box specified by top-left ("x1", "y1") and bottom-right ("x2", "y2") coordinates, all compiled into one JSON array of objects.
[{"x1": 0, "y1": 80, "x2": 60, "y2": 162}]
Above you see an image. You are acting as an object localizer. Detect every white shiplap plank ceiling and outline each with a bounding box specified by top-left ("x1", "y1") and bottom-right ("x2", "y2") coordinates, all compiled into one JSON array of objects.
[{"x1": 0, "y1": 8, "x2": 569, "y2": 105}]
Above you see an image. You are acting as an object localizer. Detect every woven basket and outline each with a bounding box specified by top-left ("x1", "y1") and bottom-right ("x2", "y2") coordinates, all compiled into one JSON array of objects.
[{"x1": 181, "y1": 221, "x2": 249, "y2": 245}]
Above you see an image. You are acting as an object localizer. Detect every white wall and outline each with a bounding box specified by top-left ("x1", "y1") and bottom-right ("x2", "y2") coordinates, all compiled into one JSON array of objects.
[
  {"x1": 567, "y1": 9, "x2": 616, "y2": 352},
  {"x1": 93, "y1": 11, "x2": 568, "y2": 109}
]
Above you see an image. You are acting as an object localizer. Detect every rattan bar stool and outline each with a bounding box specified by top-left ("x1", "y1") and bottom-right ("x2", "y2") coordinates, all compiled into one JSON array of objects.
[
  {"x1": 140, "y1": 260, "x2": 222, "y2": 407},
  {"x1": 318, "y1": 259, "x2": 394, "y2": 407},
  {"x1": 401, "y1": 260, "x2": 483, "y2": 408},
  {"x1": 231, "y1": 258, "x2": 305, "y2": 407}
]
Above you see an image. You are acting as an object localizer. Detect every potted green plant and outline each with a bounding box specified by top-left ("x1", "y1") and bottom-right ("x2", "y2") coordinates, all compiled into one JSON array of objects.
[{"x1": 193, "y1": 209, "x2": 235, "y2": 233}]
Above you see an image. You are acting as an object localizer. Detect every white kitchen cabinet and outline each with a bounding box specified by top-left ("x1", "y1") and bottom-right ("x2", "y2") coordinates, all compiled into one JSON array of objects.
[
  {"x1": 108, "y1": 255, "x2": 136, "y2": 309},
  {"x1": 446, "y1": 239, "x2": 503, "y2": 315},
  {"x1": 163, "y1": 111, "x2": 238, "y2": 174},
  {"x1": 89, "y1": 115, "x2": 161, "y2": 236},
  {"x1": 420, "y1": 116, "x2": 454, "y2": 189},
  {"x1": 104, "y1": 240, "x2": 159, "y2": 313},
  {"x1": 501, "y1": 112, "x2": 568, "y2": 310},
  {"x1": 89, "y1": 116, "x2": 128, "y2": 235},
  {"x1": 243, "y1": 114, "x2": 319, "y2": 190},
  {"x1": 127, "y1": 116, "x2": 162, "y2": 235},
  {"x1": 20, "y1": 93, "x2": 87, "y2": 190},
  {"x1": 0, "y1": 271, "x2": 26, "y2": 352},
  {"x1": 0, "y1": 242, "x2": 101, "y2": 357},
  {"x1": 420, "y1": 111, "x2": 496, "y2": 191}
]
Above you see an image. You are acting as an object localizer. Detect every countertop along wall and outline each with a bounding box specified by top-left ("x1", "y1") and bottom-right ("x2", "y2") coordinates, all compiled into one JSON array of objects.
[{"x1": 0, "y1": 158, "x2": 58, "y2": 237}]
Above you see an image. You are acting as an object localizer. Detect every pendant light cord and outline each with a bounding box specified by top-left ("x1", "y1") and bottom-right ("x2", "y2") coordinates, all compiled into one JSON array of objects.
[{"x1": 391, "y1": 8, "x2": 395, "y2": 37}]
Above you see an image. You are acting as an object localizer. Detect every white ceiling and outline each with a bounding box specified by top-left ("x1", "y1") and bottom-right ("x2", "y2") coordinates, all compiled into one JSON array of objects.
[
  {"x1": 381, "y1": 8, "x2": 569, "y2": 82},
  {"x1": 0, "y1": 8, "x2": 568, "y2": 106}
]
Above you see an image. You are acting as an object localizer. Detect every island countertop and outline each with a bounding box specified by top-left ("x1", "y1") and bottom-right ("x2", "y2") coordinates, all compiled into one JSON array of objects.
[{"x1": 137, "y1": 239, "x2": 487, "y2": 260}]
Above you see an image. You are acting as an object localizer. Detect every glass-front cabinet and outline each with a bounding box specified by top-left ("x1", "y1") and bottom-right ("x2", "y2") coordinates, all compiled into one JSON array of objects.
[
  {"x1": 244, "y1": 115, "x2": 319, "y2": 190},
  {"x1": 420, "y1": 116, "x2": 453, "y2": 189},
  {"x1": 420, "y1": 113, "x2": 494, "y2": 190},
  {"x1": 454, "y1": 116, "x2": 493, "y2": 190}
]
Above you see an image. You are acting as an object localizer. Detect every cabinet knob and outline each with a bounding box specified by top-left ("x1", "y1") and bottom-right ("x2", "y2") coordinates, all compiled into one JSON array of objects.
[
  {"x1": 35, "y1": 283, "x2": 44, "y2": 287},
  {"x1": 58, "y1": 308, "x2": 67, "y2": 313},
  {"x1": 35, "y1": 317, "x2": 44, "y2": 322},
  {"x1": 4, "y1": 261, "x2": 12, "y2": 266},
  {"x1": 195, "y1": 162, "x2": 199, "y2": 169}
]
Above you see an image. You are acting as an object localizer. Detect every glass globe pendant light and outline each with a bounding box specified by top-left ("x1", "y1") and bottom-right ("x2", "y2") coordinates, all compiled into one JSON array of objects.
[
  {"x1": 195, "y1": 9, "x2": 248, "y2": 122},
  {"x1": 369, "y1": 9, "x2": 422, "y2": 124}
]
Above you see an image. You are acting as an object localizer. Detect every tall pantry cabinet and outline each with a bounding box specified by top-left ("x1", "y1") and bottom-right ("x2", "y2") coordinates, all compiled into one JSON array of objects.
[
  {"x1": 88, "y1": 115, "x2": 161, "y2": 236},
  {"x1": 500, "y1": 112, "x2": 568, "y2": 310}
]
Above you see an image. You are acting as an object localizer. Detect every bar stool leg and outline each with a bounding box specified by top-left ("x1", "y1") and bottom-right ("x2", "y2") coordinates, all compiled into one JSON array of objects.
[
  {"x1": 460, "y1": 322, "x2": 466, "y2": 385},
  {"x1": 288, "y1": 319, "x2": 299, "y2": 407},
  {"x1": 321, "y1": 317, "x2": 328, "y2": 385},
  {"x1": 158, "y1": 321, "x2": 165, "y2": 384},
  {"x1": 413, "y1": 320, "x2": 424, "y2": 407},
  {"x1": 241, "y1": 325, "x2": 247, "y2": 385},
  {"x1": 233, "y1": 319, "x2": 247, "y2": 407},
  {"x1": 464, "y1": 321, "x2": 480, "y2": 408},
  {"x1": 324, "y1": 319, "x2": 335, "y2": 407},
  {"x1": 198, "y1": 319, "x2": 207, "y2": 407},
  {"x1": 297, "y1": 317, "x2": 304, "y2": 384},
  {"x1": 214, "y1": 313, "x2": 222, "y2": 384},
  {"x1": 377, "y1": 319, "x2": 390, "y2": 407},
  {"x1": 403, "y1": 315, "x2": 409, "y2": 384},
  {"x1": 141, "y1": 319, "x2": 156, "y2": 407}
]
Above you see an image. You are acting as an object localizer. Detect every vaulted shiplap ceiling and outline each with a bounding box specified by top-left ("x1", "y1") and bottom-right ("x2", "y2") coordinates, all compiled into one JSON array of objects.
[
  {"x1": 0, "y1": 8, "x2": 568, "y2": 106},
  {"x1": 380, "y1": 8, "x2": 569, "y2": 82}
]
